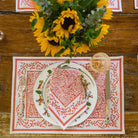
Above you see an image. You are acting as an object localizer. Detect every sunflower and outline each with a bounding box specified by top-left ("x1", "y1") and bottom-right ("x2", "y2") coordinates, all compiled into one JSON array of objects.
[
  {"x1": 90, "y1": 24, "x2": 110, "y2": 46},
  {"x1": 73, "y1": 44, "x2": 90, "y2": 55},
  {"x1": 102, "y1": 8, "x2": 113, "y2": 20},
  {"x1": 97, "y1": 0, "x2": 108, "y2": 8},
  {"x1": 53, "y1": 8, "x2": 83, "y2": 39},
  {"x1": 60, "y1": 43, "x2": 90, "y2": 56},
  {"x1": 57, "y1": 0, "x2": 73, "y2": 4},
  {"x1": 60, "y1": 48, "x2": 70, "y2": 56},
  {"x1": 29, "y1": 11, "x2": 45, "y2": 38},
  {"x1": 36, "y1": 29, "x2": 49, "y2": 43},
  {"x1": 40, "y1": 36, "x2": 64, "y2": 56}
]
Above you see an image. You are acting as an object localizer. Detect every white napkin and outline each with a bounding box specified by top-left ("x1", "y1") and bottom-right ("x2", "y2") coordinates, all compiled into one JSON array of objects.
[{"x1": 48, "y1": 68, "x2": 87, "y2": 129}]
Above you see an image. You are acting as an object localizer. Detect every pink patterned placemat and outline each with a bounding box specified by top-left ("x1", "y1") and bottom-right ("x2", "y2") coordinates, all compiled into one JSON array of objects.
[
  {"x1": 16, "y1": 0, "x2": 35, "y2": 12},
  {"x1": 10, "y1": 57, "x2": 125, "y2": 134},
  {"x1": 135, "y1": 0, "x2": 138, "y2": 9},
  {"x1": 108, "y1": 0, "x2": 122, "y2": 12},
  {"x1": 16, "y1": 0, "x2": 122, "y2": 12}
]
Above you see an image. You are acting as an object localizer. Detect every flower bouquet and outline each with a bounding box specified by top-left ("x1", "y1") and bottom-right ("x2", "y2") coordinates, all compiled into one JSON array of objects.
[{"x1": 30, "y1": 0, "x2": 113, "y2": 57}]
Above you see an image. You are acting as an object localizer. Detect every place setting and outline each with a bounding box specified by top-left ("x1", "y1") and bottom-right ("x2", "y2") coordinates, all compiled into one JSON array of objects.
[{"x1": 10, "y1": 54, "x2": 124, "y2": 134}]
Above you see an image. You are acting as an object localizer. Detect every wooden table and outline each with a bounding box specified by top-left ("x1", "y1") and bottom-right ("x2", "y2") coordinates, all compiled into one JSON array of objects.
[{"x1": 0, "y1": 0, "x2": 138, "y2": 137}]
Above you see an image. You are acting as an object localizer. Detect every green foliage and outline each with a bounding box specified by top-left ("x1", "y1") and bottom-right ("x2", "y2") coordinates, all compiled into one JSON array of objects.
[
  {"x1": 39, "y1": 80, "x2": 43, "y2": 84},
  {"x1": 80, "y1": 0, "x2": 94, "y2": 9},
  {"x1": 41, "y1": 20, "x2": 50, "y2": 33},
  {"x1": 85, "y1": 7, "x2": 106, "y2": 28},
  {"x1": 86, "y1": 102, "x2": 91, "y2": 106},
  {"x1": 39, "y1": 12, "x2": 43, "y2": 17},
  {"x1": 56, "y1": 48, "x2": 66, "y2": 56},
  {"x1": 31, "y1": 18, "x2": 37, "y2": 30},
  {"x1": 65, "y1": 59, "x2": 70, "y2": 64},
  {"x1": 85, "y1": 27, "x2": 102, "y2": 40},
  {"x1": 35, "y1": 90, "x2": 42, "y2": 94},
  {"x1": 47, "y1": 70, "x2": 52, "y2": 74}
]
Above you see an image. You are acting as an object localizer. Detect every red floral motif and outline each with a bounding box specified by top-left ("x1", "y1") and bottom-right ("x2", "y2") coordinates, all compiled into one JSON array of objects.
[
  {"x1": 108, "y1": 0, "x2": 122, "y2": 11},
  {"x1": 49, "y1": 93, "x2": 86, "y2": 119},
  {"x1": 76, "y1": 119, "x2": 108, "y2": 128},
  {"x1": 15, "y1": 59, "x2": 121, "y2": 130},
  {"x1": 108, "y1": 0, "x2": 116, "y2": 6},
  {"x1": 80, "y1": 63, "x2": 106, "y2": 119},
  {"x1": 77, "y1": 61, "x2": 120, "y2": 128},
  {"x1": 20, "y1": 0, "x2": 34, "y2": 8},
  {"x1": 16, "y1": 61, "x2": 50, "y2": 127},
  {"x1": 50, "y1": 68, "x2": 84, "y2": 107},
  {"x1": 16, "y1": 118, "x2": 53, "y2": 128}
]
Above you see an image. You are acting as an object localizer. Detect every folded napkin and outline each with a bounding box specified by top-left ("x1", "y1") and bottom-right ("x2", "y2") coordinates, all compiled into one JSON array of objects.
[{"x1": 48, "y1": 68, "x2": 87, "y2": 129}]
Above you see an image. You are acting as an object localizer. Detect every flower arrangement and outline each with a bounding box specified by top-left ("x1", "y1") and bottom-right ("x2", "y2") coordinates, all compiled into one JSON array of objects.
[{"x1": 30, "y1": 0, "x2": 113, "y2": 57}]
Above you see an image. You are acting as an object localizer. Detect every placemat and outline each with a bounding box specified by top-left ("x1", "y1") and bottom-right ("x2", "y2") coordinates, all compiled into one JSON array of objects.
[
  {"x1": 10, "y1": 57, "x2": 125, "y2": 134},
  {"x1": 135, "y1": 0, "x2": 138, "y2": 9},
  {"x1": 108, "y1": 0, "x2": 122, "y2": 12},
  {"x1": 16, "y1": 0, "x2": 35, "y2": 12},
  {"x1": 16, "y1": 0, "x2": 122, "y2": 12}
]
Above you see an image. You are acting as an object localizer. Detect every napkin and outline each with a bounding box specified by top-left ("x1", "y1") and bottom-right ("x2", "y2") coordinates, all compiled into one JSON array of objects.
[{"x1": 48, "y1": 68, "x2": 87, "y2": 129}]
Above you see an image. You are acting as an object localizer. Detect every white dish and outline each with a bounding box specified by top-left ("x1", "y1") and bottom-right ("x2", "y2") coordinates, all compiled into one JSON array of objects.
[{"x1": 33, "y1": 61, "x2": 97, "y2": 127}]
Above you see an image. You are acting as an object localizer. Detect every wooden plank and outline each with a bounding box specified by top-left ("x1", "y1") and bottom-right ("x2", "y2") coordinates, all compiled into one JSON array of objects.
[
  {"x1": 0, "y1": 55, "x2": 137, "y2": 112},
  {"x1": 0, "y1": 112, "x2": 138, "y2": 137},
  {"x1": 0, "y1": 0, "x2": 15, "y2": 12},
  {"x1": 0, "y1": 0, "x2": 138, "y2": 13},
  {"x1": 0, "y1": 14, "x2": 138, "y2": 55},
  {"x1": 122, "y1": 0, "x2": 138, "y2": 13}
]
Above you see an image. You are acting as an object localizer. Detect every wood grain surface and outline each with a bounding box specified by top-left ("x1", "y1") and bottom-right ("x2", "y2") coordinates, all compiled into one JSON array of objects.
[{"x1": 0, "y1": 0, "x2": 138, "y2": 137}]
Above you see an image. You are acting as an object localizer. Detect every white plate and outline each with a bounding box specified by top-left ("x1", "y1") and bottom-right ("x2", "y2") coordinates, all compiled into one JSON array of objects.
[{"x1": 33, "y1": 62, "x2": 97, "y2": 127}]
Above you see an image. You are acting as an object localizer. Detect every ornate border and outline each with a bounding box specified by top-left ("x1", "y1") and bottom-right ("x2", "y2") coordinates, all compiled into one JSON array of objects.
[{"x1": 10, "y1": 57, "x2": 124, "y2": 134}]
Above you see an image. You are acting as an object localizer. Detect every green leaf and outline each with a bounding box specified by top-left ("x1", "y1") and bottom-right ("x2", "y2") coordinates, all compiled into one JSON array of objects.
[
  {"x1": 86, "y1": 102, "x2": 91, "y2": 106},
  {"x1": 64, "y1": 59, "x2": 70, "y2": 64},
  {"x1": 80, "y1": 0, "x2": 94, "y2": 8},
  {"x1": 35, "y1": 90, "x2": 42, "y2": 94},
  {"x1": 69, "y1": 51, "x2": 72, "y2": 58},
  {"x1": 97, "y1": 43, "x2": 103, "y2": 46},
  {"x1": 61, "y1": 40, "x2": 67, "y2": 47},
  {"x1": 81, "y1": 74, "x2": 84, "y2": 79},
  {"x1": 77, "y1": 11, "x2": 84, "y2": 23},
  {"x1": 39, "y1": 12, "x2": 43, "y2": 17},
  {"x1": 47, "y1": 70, "x2": 52, "y2": 74},
  {"x1": 61, "y1": 65, "x2": 69, "y2": 68},
  {"x1": 39, "y1": 80, "x2": 43, "y2": 84},
  {"x1": 31, "y1": 18, "x2": 37, "y2": 30},
  {"x1": 108, "y1": 29, "x2": 111, "y2": 33},
  {"x1": 64, "y1": 1, "x2": 74, "y2": 7},
  {"x1": 41, "y1": 20, "x2": 49, "y2": 33},
  {"x1": 56, "y1": 48, "x2": 66, "y2": 56},
  {"x1": 91, "y1": 0, "x2": 100, "y2": 9}
]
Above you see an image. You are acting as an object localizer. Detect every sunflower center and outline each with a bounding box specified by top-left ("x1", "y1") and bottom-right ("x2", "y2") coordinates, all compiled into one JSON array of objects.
[
  {"x1": 48, "y1": 40, "x2": 59, "y2": 46},
  {"x1": 61, "y1": 17, "x2": 75, "y2": 30}
]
